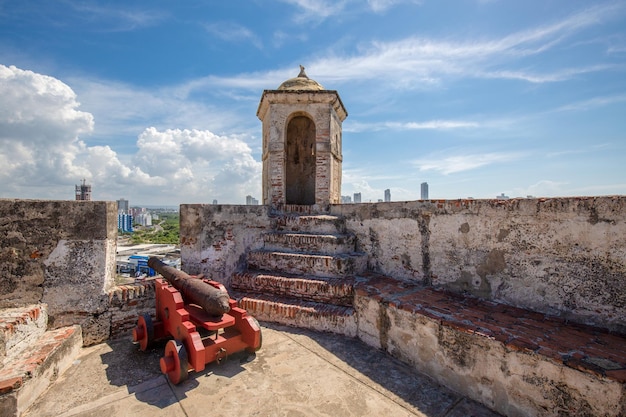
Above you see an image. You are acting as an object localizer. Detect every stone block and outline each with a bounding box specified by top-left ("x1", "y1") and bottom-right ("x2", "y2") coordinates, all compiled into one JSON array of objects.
[{"x1": 0, "y1": 200, "x2": 117, "y2": 327}]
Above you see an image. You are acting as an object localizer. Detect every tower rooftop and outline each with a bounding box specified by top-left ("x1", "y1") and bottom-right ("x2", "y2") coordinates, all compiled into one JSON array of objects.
[{"x1": 277, "y1": 65, "x2": 324, "y2": 91}]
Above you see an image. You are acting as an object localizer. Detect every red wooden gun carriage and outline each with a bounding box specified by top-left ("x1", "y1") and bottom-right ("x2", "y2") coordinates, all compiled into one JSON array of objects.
[{"x1": 132, "y1": 257, "x2": 262, "y2": 384}]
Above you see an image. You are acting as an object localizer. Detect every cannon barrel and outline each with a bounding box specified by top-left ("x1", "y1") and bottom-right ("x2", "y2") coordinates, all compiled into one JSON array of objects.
[{"x1": 148, "y1": 257, "x2": 230, "y2": 316}]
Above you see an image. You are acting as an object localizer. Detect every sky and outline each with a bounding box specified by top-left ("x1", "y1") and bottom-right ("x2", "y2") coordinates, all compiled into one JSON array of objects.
[{"x1": 1, "y1": 0, "x2": 625, "y2": 206}]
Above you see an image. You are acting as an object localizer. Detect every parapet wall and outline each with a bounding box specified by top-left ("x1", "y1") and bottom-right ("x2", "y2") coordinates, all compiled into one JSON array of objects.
[
  {"x1": 0, "y1": 199, "x2": 161, "y2": 346},
  {"x1": 331, "y1": 196, "x2": 626, "y2": 332},
  {"x1": 180, "y1": 196, "x2": 626, "y2": 332},
  {"x1": 2, "y1": 196, "x2": 624, "y2": 344},
  {"x1": 0, "y1": 199, "x2": 123, "y2": 345},
  {"x1": 179, "y1": 204, "x2": 271, "y2": 289}
]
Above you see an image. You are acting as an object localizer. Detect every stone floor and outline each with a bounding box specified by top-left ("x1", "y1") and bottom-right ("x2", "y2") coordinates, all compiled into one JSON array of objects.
[{"x1": 23, "y1": 324, "x2": 502, "y2": 417}]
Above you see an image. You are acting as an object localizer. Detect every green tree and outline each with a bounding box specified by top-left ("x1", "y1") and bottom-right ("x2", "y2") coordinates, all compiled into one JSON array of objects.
[{"x1": 125, "y1": 213, "x2": 180, "y2": 244}]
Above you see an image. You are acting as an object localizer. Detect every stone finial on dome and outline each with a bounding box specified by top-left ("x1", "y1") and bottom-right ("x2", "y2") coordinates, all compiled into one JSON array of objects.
[{"x1": 298, "y1": 65, "x2": 308, "y2": 78}]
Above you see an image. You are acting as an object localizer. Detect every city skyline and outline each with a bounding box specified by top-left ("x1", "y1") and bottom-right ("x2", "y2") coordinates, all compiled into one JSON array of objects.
[{"x1": 1, "y1": 1, "x2": 625, "y2": 206}]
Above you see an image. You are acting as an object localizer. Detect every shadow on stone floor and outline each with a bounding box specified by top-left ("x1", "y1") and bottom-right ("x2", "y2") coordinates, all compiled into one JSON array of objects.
[
  {"x1": 97, "y1": 324, "x2": 502, "y2": 417},
  {"x1": 99, "y1": 335, "x2": 254, "y2": 409},
  {"x1": 264, "y1": 323, "x2": 504, "y2": 417}
]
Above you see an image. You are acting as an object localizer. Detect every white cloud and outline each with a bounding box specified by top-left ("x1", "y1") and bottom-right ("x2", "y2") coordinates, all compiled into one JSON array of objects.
[
  {"x1": 272, "y1": 30, "x2": 309, "y2": 48},
  {"x1": 279, "y1": 0, "x2": 422, "y2": 21},
  {"x1": 367, "y1": 0, "x2": 422, "y2": 13},
  {"x1": 413, "y1": 152, "x2": 523, "y2": 175},
  {"x1": 278, "y1": 0, "x2": 350, "y2": 22},
  {"x1": 569, "y1": 183, "x2": 626, "y2": 196},
  {"x1": 310, "y1": 4, "x2": 619, "y2": 86},
  {"x1": 2, "y1": 3, "x2": 166, "y2": 33},
  {"x1": 0, "y1": 65, "x2": 261, "y2": 205},
  {"x1": 511, "y1": 180, "x2": 568, "y2": 198},
  {"x1": 133, "y1": 127, "x2": 261, "y2": 202},
  {"x1": 66, "y1": 75, "x2": 256, "y2": 141},
  {"x1": 346, "y1": 119, "x2": 479, "y2": 133},
  {"x1": 481, "y1": 64, "x2": 617, "y2": 84},
  {"x1": 554, "y1": 94, "x2": 626, "y2": 112},
  {"x1": 345, "y1": 179, "x2": 380, "y2": 202},
  {"x1": 62, "y1": 3, "x2": 166, "y2": 32},
  {"x1": 340, "y1": 166, "x2": 413, "y2": 202},
  {"x1": 204, "y1": 22, "x2": 263, "y2": 49},
  {"x1": 196, "y1": 3, "x2": 624, "y2": 91},
  {"x1": 0, "y1": 65, "x2": 94, "y2": 188},
  {"x1": 545, "y1": 143, "x2": 612, "y2": 158},
  {"x1": 177, "y1": 68, "x2": 295, "y2": 93},
  {"x1": 0, "y1": 65, "x2": 94, "y2": 140}
]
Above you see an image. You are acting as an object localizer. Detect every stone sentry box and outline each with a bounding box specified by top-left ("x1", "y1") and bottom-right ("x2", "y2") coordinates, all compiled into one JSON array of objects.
[{"x1": 257, "y1": 67, "x2": 347, "y2": 210}]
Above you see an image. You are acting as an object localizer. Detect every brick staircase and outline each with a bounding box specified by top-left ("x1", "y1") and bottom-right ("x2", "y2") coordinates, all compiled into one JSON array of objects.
[
  {"x1": 232, "y1": 206, "x2": 366, "y2": 336},
  {"x1": 0, "y1": 304, "x2": 82, "y2": 417}
]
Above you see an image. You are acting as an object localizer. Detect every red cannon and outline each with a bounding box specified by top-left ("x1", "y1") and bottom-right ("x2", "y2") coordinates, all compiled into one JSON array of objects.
[{"x1": 132, "y1": 257, "x2": 262, "y2": 384}]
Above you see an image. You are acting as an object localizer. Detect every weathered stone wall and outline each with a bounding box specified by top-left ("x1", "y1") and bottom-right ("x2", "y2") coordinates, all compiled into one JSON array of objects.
[
  {"x1": 333, "y1": 202, "x2": 428, "y2": 281},
  {"x1": 0, "y1": 200, "x2": 272, "y2": 346},
  {"x1": 0, "y1": 199, "x2": 161, "y2": 346},
  {"x1": 180, "y1": 197, "x2": 625, "y2": 331},
  {"x1": 179, "y1": 204, "x2": 271, "y2": 289},
  {"x1": 5, "y1": 196, "x2": 622, "y2": 345},
  {"x1": 0, "y1": 199, "x2": 117, "y2": 335},
  {"x1": 355, "y1": 290, "x2": 626, "y2": 417},
  {"x1": 332, "y1": 196, "x2": 626, "y2": 332}
]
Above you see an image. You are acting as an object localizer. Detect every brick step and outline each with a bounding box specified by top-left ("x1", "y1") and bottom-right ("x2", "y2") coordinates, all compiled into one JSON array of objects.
[
  {"x1": 247, "y1": 250, "x2": 367, "y2": 278},
  {"x1": 0, "y1": 305, "x2": 48, "y2": 366},
  {"x1": 235, "y1": 292, "x2": 357, "y2": 337},
  {"x1": 262, "y1": 232, "x2": 356, "y2": 254},
  {"x1": 232, "y1": 270, "x2": 355, "y2": 306},
  {"x1": 271, "y1": 214, "x2": 346, "y2": 234},
  {"x1": 0, "y1": 325, "x2": 82, "y2": 417}
]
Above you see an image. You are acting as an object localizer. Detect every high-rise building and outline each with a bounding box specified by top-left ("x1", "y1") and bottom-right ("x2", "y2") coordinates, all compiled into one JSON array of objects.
[
  {"x1": 75, "y1": 179, "x2": 92, "y2": 201},
  {"x1": 421, "y1": 182, "x2": 429, "y2": 200},
  {"x1": 353, "y1": 193, "x2": 362, "y2": 203},
  {"x1": 246, "y1": 195, "x2": 259, "y2": 205},
  {"x1": 341, "y1": 195, "x2": 352, "y2": 204},
  {"x1": 384, "y1": 189, "x2": 391, "y2": 202},
  {"x1": 135, "y1": 212, "x2": 152, "y2": 227},
  {"x1": 118, "y1": 213, "x2": 133, "y2": 232},
  {"x1": 117, "y1": 198, "x2": 129, "y2": 214}
]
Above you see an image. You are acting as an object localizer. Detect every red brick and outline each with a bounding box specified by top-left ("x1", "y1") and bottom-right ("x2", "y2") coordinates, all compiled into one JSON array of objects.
[
  {"x1": 605, "y1": 369, "x2": 626, "y2": 383},
  {"x1": 581, "y1": 346, "x2": 626, "y2": 365},
  {"x1": 445, "y1": 320, "x2": 476, "y2": 334},
  {"x1": 563, "y1": 357, "x2": 605, "y2": 378},
  {"x1": 506, "y1": 337, "x2": 540, "y2": 353},
  {"x1": 0, "y1": 376, "x2": 22, "y2": 394},
  {"x1": 536, "y1": 346, "x2": 562, "y2": 362}
]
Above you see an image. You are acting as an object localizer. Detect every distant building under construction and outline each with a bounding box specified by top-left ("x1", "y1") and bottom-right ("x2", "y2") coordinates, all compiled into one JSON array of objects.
[{"x1": 75, "y1": 179, "x2": 92, "y2": 201}]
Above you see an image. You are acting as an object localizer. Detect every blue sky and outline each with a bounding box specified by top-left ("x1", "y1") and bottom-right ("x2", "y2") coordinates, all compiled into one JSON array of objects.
[{"x1": 1, "y1": 0, "x2": 625, "y2": 206}]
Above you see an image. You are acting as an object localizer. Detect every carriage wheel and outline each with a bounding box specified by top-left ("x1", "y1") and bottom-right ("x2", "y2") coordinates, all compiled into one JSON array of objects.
[
  {"x1": 160, "y1": 339, "x2": 189, "y2": 384},
  {"x1": 132, "y1": 314, "x2": 154, "y2": 351}
]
